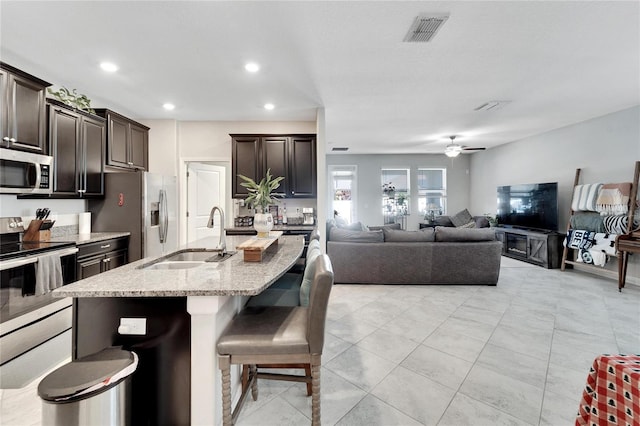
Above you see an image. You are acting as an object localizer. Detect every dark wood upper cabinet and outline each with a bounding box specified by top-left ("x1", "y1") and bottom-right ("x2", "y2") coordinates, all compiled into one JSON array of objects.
[
  {"x1": 232, "y1": 136, "x2": 261, "y2": 198},
  {"x1": 47, "y1": 100, "x2": 105, "y2": 198},
  {"x1": 0, "y1": 62, "x2": 51, "y2": 154},
  {"x1": 94, "y1": 109, "x2": 149, "y2": 171},
  {"x1": 289, "y1": 135, "x2": 316, "y2": 198},
  {"x1": 262, "y1": 136, "x2": 290, "y2": 196},
  {"x1": 231, "y1": 134, "x2": 316, "y2": 199}
]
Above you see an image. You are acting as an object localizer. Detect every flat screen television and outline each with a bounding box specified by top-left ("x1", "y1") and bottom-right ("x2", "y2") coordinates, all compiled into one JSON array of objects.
[{"x1": 496, "y1": 182, "x2": 559, "y2": 232}]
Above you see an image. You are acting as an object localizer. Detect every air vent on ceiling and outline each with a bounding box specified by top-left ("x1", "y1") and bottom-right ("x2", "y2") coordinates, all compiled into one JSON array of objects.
[
  {"x1": 332, "y1": 147, "x2": 349, "y2": 152},
  {"x1": 403, "y1": 14, "x2": 449, "y2": 43},
  {"x1": 474, "y1": 101, "x2": 511, "y2": 111}
]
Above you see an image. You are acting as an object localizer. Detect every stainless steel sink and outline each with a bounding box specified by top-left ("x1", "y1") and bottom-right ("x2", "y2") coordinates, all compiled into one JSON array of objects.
[
  {"x1": 164, "y1": 250, "x2": 224, "y2": 262},
  {"x1": 138, "y1": 249, "x2": 236, "y2": 270},
  {"x1": 144, "y1": 261, "x2": 206, "y2": 270}
]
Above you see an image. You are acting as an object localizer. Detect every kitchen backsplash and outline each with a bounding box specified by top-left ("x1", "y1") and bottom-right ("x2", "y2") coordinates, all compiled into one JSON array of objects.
[{"x1": 234, "y1": 198, "x2": 316, "y2": 221}]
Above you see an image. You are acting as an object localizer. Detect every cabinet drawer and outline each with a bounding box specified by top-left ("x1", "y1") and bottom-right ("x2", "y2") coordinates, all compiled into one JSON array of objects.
[{"x1": 77, "y1": 237, "x2": 129, "y2": 259}]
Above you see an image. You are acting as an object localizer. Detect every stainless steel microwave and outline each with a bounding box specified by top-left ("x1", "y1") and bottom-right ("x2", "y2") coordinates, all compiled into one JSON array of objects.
[{"x1": 0, "y1": 148, "x2": 53, "y2": 194}]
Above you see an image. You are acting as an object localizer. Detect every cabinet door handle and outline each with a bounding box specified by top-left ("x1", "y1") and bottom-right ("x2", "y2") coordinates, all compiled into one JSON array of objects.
[
  {"x1": 100, "y1": 244, "x2": 111, "y2": 249},
  {"x1": 102, "y1": 258, "x2": 108, "y2": 263},
  {"x1": 78, "y1": 189, "x2": 86, "y2": 194}
]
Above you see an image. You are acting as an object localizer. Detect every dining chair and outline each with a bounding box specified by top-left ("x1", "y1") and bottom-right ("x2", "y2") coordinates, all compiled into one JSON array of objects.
[{"x1": 217, "y1": 254, "x2": 334, "y2": 425}]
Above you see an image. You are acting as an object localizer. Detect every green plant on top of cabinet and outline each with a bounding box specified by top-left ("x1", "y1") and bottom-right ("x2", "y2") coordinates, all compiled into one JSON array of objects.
[
  {"x1": 47, "y1": 99, "x2": 105, "y2": 198},
  {"x1": 94, "y1": 109, "x2": 149, "y2": 170},
  {"x1": 231, "y1": 134, "x2": 316, "y2": 199},
  {"x1": 0, "y1": 62, "x2": 51, "y2": 154}
]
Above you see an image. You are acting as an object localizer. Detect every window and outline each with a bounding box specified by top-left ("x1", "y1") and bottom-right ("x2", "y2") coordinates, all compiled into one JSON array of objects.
[
  {"x1": 329, "y1": 165, "x2": 357, "y2": 224},
  {"x1": 417, "y1": 168, "x2": 447, "y2": 219},
  {"x1": 381, "y1": 168, "x2": 410, "y2": 226}
]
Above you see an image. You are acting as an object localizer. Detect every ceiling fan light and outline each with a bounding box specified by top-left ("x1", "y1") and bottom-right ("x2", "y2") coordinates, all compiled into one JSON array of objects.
[{"x1": 445, "y1": 145, "x2": 462, "y2": 157}]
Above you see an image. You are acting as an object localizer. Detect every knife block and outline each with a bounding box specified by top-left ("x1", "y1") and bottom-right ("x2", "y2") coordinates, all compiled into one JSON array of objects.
[{"x1": 23, "y1": 220, "x2": 51, "y2": 242}]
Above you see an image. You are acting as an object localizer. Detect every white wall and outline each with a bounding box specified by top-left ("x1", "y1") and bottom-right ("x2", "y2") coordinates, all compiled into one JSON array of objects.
[
  {"x1": 177, "y1": 121, "x2": 317, "y2": 160},
  {"x1": 469, "y1": 105, "x2": 640, "y2": 282},
  {"x1": 139, "y1": 119, "x2": 178, "y2": 176},
  {"x1": 326, "y1": 153, "x2": 473, "y2": 230}
]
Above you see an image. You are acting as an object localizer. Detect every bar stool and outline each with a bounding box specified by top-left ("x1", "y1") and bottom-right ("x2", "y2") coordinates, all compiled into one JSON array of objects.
[{"x1": 217, "y1": 254, "x2": 334, "y2": 425}]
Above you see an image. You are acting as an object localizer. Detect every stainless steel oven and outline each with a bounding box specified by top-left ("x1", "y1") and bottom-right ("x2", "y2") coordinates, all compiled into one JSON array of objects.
[
  {"x1": 0, "y1": 217, "x2": 77, "y2": 388},
  {"x1": 0, "y1": 148, "x2": 53, "y2": 194}
]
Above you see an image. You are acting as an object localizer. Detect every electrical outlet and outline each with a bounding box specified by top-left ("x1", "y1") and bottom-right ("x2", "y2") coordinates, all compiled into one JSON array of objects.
[{"x1": 118, "y1": 318, "x2": 147, "y2": 335}]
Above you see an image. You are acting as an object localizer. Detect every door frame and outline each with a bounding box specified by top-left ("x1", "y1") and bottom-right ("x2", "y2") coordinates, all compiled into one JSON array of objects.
[{"x1": 179, "y1": 157, "x2": 231, "y2": 246}]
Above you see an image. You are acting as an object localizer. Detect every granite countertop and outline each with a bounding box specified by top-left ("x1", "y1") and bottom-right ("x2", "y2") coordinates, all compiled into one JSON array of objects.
[
  {"x1": 49, "y1": 232, "x2": 131, "y2": 245},
  {"x1": 52, "y1": 234, "x2": 304, "y2": 298}
]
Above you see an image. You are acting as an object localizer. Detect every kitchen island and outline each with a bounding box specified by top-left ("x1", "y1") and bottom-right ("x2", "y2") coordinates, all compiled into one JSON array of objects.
[{"x1": 53, "y1": 234, "x2": 304, "y2": 426}]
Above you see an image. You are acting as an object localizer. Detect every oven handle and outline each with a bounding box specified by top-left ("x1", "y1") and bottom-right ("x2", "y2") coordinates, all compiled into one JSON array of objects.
[{"x1": 0, "y1": 247, "x2": 79, "y2": 271}]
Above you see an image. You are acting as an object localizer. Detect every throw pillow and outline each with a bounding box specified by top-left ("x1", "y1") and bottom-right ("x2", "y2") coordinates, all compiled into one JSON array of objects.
[
  {"x1": 459, "y1": 221, "x2": 476, "y2": 228},
  {"x1": 435, "y1": 226, "x2": 496, "y2": 242},
  {"x1": 299, "y1": 247, "x2": 322, "y2": 307},
  {"x1": 450, "y1": 209, "x2": 473, "y2": 227},
  {"x1": 334, "y1": 215, "x2": 348, "y2": 227},
  {"x1": 329, "y1": 228, "x2": 384, "y2": 243},
  {"x1": 383, "y1": 228, "x2": 435, "y2": 242}
]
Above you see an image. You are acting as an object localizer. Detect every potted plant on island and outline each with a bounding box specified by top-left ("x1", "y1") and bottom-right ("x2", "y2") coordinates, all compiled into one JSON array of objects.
[{"x1": 238, "y1": 169, "x2": 285, "y2": 237}]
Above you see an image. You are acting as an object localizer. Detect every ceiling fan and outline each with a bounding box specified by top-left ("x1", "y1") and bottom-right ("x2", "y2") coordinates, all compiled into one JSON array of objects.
[{"x1": 444, "y1": 136, "x2": 486, "y2": 157}]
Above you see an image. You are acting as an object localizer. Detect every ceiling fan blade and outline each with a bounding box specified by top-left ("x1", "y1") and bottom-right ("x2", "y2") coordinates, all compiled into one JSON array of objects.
[{"x1": 462, "y1": 147, "x2": 486, "y2": 151}]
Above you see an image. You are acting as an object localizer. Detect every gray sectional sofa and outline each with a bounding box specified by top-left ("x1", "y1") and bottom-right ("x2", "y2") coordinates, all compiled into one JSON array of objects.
[{"x1": 326, "y1": 225, "x2": 502, "y2": 285}]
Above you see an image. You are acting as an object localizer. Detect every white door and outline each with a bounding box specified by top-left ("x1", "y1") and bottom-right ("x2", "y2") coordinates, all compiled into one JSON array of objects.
[{"x1": 187, "y1": 163, "x2": 226, "y2": 242}]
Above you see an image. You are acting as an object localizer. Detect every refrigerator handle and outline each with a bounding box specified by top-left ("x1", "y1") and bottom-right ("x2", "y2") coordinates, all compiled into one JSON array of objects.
[
  {"x1": 162, "y1": 189, "x2": 169, "y2": 244},
  {"x1": 159, "y1": 189, "x2": 166, "y2": 243}
]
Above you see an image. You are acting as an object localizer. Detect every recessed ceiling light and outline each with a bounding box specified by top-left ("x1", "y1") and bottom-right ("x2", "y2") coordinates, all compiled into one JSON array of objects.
[
  {"x1": 163, "y1": 103, "x2": 175, "y2": 111},
  {"x1": 264, "y1": 103, "x2": 275, "y2": 110},
  {"x1": 245, "y1": 62, "x2": 260, "y2": 73},
  {"x1": 100, "y1": 62, "x2": 118, "y2": 72}
]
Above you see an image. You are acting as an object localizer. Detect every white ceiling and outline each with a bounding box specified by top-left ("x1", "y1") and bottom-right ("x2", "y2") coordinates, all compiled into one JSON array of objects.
[{"x1": 1, "y1": 1, "x2": 639, "y2": 154}]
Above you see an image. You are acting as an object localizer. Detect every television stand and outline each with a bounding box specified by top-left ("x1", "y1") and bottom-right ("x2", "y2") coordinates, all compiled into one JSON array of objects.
[{"x1": 494, "y1": 227, "x2": 564, "y2": 269}]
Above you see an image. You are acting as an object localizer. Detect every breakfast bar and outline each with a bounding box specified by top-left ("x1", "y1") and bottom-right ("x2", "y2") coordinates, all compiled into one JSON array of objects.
[{"x1": 53, "y1": 234, "x2": 305, "y2": 426}]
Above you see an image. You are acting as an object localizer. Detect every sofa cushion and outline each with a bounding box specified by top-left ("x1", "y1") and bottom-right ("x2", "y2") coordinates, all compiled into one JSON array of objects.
[
  {"x1": 433, "y1": 216, "x2": 454, "y2": 227},
  {"x1": 338, "y1": 221, "x2": 367, "y2": 231},
  {"x1": 450, "y1": 209, "x2": 473, "y2": 227},
  {"x1": 383, "y1": 228, "x2": 435, "y2": 242},
  {"x1": 435, "y1": 226, "x2": 496, "y2": 242},
  {"x1": 474, "y1": 216, "x2": 490, "y2": 228},
  {"x1": 459, "y1": 221, "x2": 476, "y2": 228},
  {"x1": 329, "y1": 227, "x2": 384, "y2": 243},
  {"x1": 367, "y1": 223, "x2": 402, "y2": 231}
]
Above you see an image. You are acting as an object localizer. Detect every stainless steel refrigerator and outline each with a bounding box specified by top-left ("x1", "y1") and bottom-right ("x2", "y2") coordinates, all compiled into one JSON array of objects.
[{"x1": 89, "y1": 172, "x2": 178, "y2": 262}]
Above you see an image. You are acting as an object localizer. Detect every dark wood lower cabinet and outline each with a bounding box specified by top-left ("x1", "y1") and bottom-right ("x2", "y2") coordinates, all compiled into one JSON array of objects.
[{"x1": 76, "y1": 237, "x2": 129, "y2": 279}]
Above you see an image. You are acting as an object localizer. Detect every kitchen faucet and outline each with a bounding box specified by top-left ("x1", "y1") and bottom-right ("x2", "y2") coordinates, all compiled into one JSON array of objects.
[{"x1": 207, "y1": 206, "x2": 227, "y2": 256}]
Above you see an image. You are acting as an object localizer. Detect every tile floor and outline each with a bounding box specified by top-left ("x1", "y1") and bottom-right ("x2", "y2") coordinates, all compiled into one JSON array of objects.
[{"x1": 2, "y1": 257, "x2": 639, "y2": 425}]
